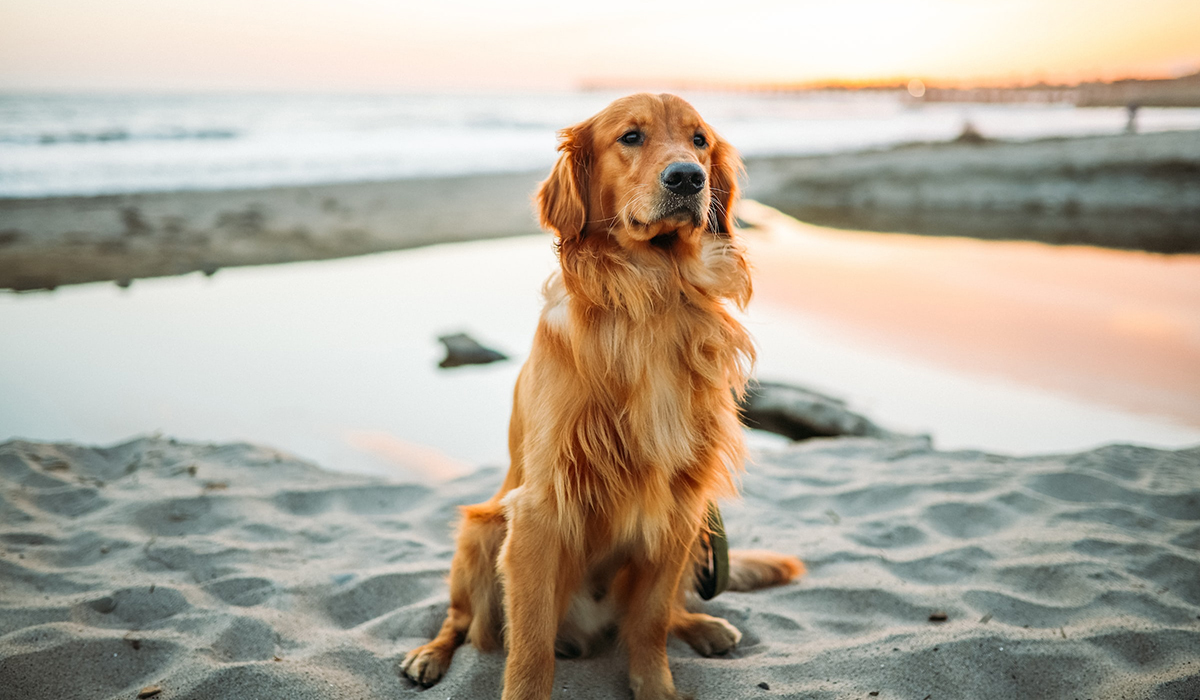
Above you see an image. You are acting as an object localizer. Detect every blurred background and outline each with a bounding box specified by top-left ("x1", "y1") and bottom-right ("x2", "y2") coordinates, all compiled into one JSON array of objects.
[{"x1": 2, "y1": 0, "x2": 1199, "y2": 477}]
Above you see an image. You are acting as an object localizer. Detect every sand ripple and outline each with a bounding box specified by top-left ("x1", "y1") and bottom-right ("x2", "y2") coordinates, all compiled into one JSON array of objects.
[{"x1": 1, "y1": 436, "x2": 1198, "y2": 699}]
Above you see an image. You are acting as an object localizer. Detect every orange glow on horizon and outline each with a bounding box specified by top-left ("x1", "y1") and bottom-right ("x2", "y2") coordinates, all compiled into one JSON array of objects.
[{"x1": 0, "y1": 0, "x2": 1197, "y2": 91}]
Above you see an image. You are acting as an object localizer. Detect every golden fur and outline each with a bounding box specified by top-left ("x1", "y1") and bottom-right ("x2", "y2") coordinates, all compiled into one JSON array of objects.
[{"x1": 401, "y1": 93, "x2": 804, "y2": 700}]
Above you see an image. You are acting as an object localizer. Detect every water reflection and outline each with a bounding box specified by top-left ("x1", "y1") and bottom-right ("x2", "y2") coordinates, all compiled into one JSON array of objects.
[{"x1": 742, "y1": 202, "x2": 1200, "y2": 428}]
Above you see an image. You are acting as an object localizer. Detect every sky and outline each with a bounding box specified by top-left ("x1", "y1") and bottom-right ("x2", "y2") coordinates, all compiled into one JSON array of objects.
[{"x1": 1, "y1": 0, "x2": 1198, "y2": 92}]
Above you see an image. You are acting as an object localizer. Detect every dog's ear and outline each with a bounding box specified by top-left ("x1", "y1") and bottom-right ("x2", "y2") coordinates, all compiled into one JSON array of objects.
[
  {"x1": 707, "y1": 131, "x2": 743, "y2": 236},
  {"x1": 537, "y1": 123, "x2": 591, "y2": 240}
]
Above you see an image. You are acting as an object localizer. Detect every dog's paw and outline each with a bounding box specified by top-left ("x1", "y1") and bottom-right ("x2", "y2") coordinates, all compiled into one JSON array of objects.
[
  {"x1": 675, "y1": 614, "x2": 742, "y2": 657},
  {"x1": 400, "y1": 645, "x2": 450, "y2": 687}
]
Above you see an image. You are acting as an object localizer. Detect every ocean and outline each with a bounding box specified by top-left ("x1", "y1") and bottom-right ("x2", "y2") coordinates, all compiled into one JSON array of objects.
[{"x1": 4, "y1": 90, "x2": 1200, "y2": 198}]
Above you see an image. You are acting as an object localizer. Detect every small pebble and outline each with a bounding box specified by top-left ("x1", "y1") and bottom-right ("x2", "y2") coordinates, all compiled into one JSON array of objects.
[
  {"x1": 137, "y1": 686, "x2": 163, "y2": 699},
  {"x1": 929, "y1": 611, "x2": 948, "y2": 622},
  {"x1": 869, "y1": 693, "x2": 880, "y2": 697},
  {"x1": 757, "y1": 682, "x2": 770, "y2": 690}
]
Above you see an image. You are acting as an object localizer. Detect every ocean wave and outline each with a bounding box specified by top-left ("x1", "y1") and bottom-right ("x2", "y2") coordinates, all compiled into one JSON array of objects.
[
  {"x1": 3, "y1": 92, "x2": 1200, "y2": 197},
  {"x1": 1, "y1": 128, "x2": 239, "y2": 146}
]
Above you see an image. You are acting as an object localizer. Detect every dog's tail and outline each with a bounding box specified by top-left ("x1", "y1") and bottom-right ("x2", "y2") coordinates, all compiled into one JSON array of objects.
[{"x1": 725, "y1": 550, "x2": 805, "y2": 592}]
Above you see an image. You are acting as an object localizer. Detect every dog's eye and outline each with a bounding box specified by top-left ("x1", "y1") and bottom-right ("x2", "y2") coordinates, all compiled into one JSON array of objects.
[
  {"x1": 620, "y1": 130, "x2": 643, "y2": 146},
  {"x1": 693, "y1": 133, "x2": 708, "y2": 148}
]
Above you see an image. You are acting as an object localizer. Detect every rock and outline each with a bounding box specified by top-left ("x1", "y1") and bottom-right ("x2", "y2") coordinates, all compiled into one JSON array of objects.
[
  {"x1": 436, "y1": 333, "x2": 508, "y2": 369},
  {"x1": 739, "y1": 380, "x2": 893, "y2": 441}
]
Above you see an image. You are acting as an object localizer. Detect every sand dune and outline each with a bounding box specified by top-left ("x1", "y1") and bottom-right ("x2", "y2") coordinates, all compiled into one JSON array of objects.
[{"x1": 2, "y1": 435, "x2": 1197, "y2": 699}]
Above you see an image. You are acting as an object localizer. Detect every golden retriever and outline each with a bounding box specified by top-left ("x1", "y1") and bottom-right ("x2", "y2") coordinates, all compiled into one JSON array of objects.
[{"x1": 401, "y1": 93, "x2": 804, "y2": 700}]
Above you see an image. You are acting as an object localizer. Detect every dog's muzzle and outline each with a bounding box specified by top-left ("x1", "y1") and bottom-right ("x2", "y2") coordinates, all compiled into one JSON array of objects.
[{"x1": 650, "y1": 162, "x2": 707, "y2": 226}]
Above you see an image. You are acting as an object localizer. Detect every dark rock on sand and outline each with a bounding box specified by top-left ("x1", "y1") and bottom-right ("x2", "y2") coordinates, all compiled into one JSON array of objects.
[
  {"x1": 437, "y1": 333, "x2": 508, "y2": 369},
  {"x1": 740, "y1": 380, "x2": 894, "y2": 441}
]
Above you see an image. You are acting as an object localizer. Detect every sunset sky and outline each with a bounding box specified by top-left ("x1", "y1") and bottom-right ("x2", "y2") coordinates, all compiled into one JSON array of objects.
[{"x1": 1, "y1": 0, "x2": 1198, "y2": 91}]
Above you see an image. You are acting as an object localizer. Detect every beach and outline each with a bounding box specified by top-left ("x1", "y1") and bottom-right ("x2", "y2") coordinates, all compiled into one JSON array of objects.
[
  {"x1": 2, "y1": 434, "x2": 1198, "y2": 699},
  {"x1": 3, "y1": 95, "x2": 1200, "y2": 699},
  {"x1": 2, "y1": 208, "x2": 1199, "y2": 700}
]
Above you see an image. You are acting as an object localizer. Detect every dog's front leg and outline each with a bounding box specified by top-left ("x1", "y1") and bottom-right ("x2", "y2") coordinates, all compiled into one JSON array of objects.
[
  {"x1": 620, "y1": 532, "x2": 695, "y2": 700},
  {"x1": 500, "y1": 499, "x2": 574, "y2": 700}
]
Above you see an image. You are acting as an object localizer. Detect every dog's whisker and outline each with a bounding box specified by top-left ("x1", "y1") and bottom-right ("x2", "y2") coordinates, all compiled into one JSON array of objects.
[{"x1": 614, "y1": 187, "x2": 651, "y2": 232}]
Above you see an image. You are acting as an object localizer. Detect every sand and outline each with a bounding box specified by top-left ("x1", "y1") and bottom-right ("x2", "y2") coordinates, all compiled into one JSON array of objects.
[
  {"x1": 2, "y1": 434, "x2": 1198, "y2": 699},
  {"x1": 744, "y1": 129, "x2": 1200, "y2": 253},
  {"x1": 0, "y1": 171, "x2": 545, "y2": 290}
]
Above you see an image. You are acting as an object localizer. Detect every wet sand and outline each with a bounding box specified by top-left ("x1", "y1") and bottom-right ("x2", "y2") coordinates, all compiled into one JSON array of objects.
[
  {"x1": 744, "y1": 129, "x2": 1200, "y2": 252},
  {"x1": 0, "y1": 171, "x2": 545, "y2": 290}
]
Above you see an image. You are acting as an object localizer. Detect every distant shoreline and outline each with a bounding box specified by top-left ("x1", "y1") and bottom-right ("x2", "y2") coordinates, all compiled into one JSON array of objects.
[
  {"x1": 0, "y1": 171, "x2": 545, "y2": 290},
  {"x1": 2, "y1": 130, "x2": 1198, "y2": 290}
]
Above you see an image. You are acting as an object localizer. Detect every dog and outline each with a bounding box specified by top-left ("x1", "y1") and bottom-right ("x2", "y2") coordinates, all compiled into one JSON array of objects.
[{"x1": 401, "y1": 93, "x2": 804, "y2": 700}]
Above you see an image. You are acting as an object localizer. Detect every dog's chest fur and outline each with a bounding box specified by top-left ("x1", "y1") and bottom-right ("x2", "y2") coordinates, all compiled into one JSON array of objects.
[{"x1": 527, "y1": 235, "x2": 752, "y2": 553}]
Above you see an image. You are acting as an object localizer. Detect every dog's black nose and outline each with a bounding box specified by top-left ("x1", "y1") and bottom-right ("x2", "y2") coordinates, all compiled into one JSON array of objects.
[{"x1": 660, "y1": 162, "x2": 706, "y2": 196}]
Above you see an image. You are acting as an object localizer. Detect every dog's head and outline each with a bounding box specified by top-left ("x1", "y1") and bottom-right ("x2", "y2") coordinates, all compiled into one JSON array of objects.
[{"x1": 537, "y1": 93, "x2": 741, "y2": 249}]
